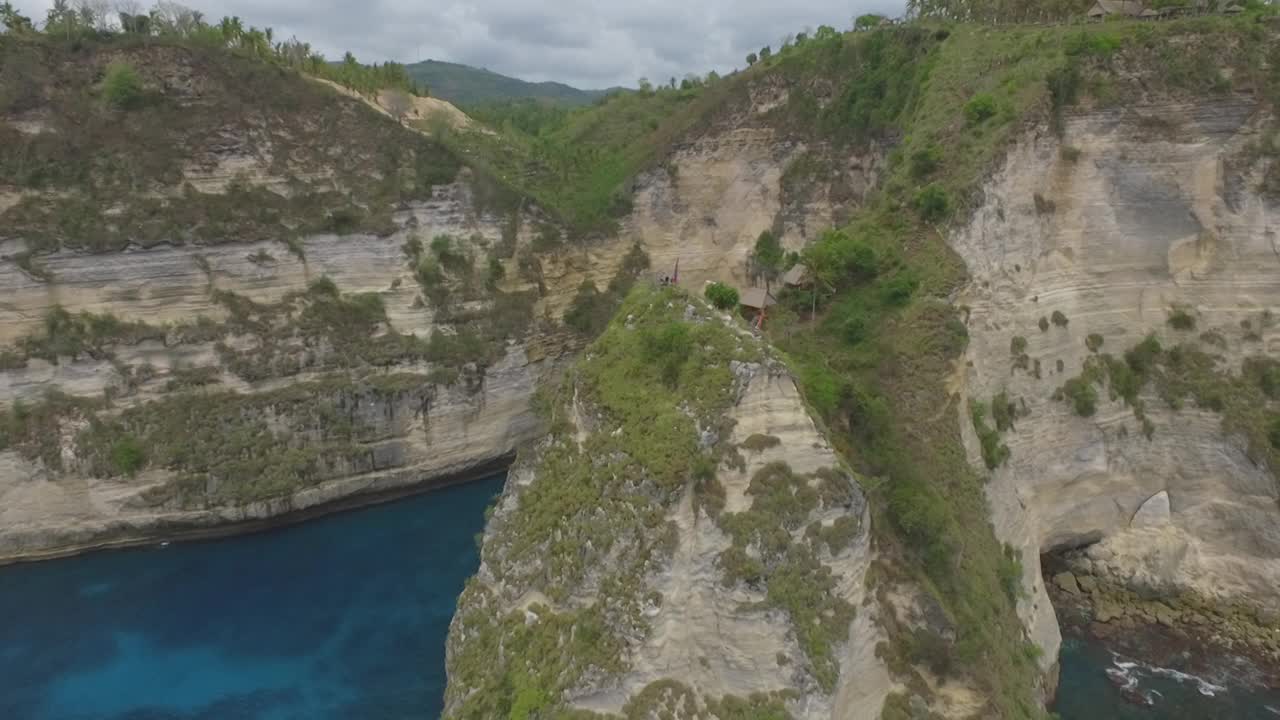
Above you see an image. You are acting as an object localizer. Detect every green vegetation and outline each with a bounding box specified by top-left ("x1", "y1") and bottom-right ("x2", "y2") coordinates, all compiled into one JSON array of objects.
[
  {"x1": 717, "y1": 462, "x2": 859, "y2": 691},
  {"x1": 1168, "y1": 305, "x2": 1197, "y2": 330},
  {"x1": 69, "y1": 374, "x2": 435, "y2": 505},
  {"x1": 447, "y1": 286, "x2": 768, "y2": 717},
  {"x1": 1086, "y1": 333, "x2": 1105, "y2": 352},
  {"x1": 0, "y1": 27, "x2": 477, "y2": 256},
  {"x1": 705, "y1": 281, "x2": 741, "y2": 310},
  {"x1": 563, "y1": 243, "x2": 650, "y2": 336},
  {"x1": 740, "y1": 433, "x2": 782, "y2": 452},
  {"x1": 743, "y1": 17, "x2": 1280, "y2": 715},
  {"x1": 406, "y1": 59, "x2": 606, "y2": 108},
  {"x1": 102, "y1": 61, "x2": 144, "y2": 109},
  {"x1": 8, "y1": 306, "x2": 166, "y2": 366},
  {"x1": 964, "y1": 93, "x2": 998, "y2": 125},
  {"x1": 970, "y1": 400, "x2": 1010, "y2": 470}
]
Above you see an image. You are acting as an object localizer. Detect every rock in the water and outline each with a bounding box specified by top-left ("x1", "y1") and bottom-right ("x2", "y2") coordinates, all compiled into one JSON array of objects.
[
  {"x1": 1153, "y1": 602, "x2": 1179, "y2": 627},
  {"x1": 1131, "y1": 490, "x2": 1172, "y2": 528},
  {"x1": 1078, "y1": 574, "x2": 1098, "y2": 594},
  {"x1": 1095, "y1": 600, "x2": 1125, "y2": 623},
  {"x1": 1054, "y1": 571, "x2": 1081, "y2": 595}
]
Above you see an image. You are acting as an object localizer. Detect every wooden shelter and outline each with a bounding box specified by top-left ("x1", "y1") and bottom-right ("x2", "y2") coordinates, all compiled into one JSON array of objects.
[
  {"x1": 781, "y1": 264, "x2": 810, "y2": 288},
  {"x1": 1087, "y1": 0, "x2": 1147, "y2": 18},
  {"x1": 739, "y1": 287, "x2": 777, "y2": 312}
]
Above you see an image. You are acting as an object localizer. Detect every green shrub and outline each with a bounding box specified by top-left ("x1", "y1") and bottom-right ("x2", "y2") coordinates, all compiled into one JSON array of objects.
[
  {"x1": 1039, "y1": 316, "x2": 1050, "y2": 332},
  {"x1": 640, "y1": 321, "x2": 693, "y2": 387},
  {"x1": 971, "y1": 400, "x2": 1010, "y2": 470},
  {"x1": 741, "y1": 434, "x2": 781, "y2": 452},
  {"x1": 1167, "y1": 306, "x2": 1196, "y2": 331},
  {"x1": 998, "y1": 544, "x2": 1025, "y2": 602},
  {"x1": 841, "y1": 310, "x2": 870, "y2": 345},
  {"x1": 102, "y1": 61, "x2": 144, "y2": 110},
  {"x1": 563, "y1": 281, "x2": 613, "y2": 336},
  {"x1": 110, "y1": 435, "x2": 147, "y2": 476},
  {"x1": 1010, "y1": 336, "x2": 1027, "y2": 355},
  {"x1": 1061, "y1": 376, "x2": 1098, "y2": 417},
  {"x1": 913, "y1": 184, "x2": 950, "y2": 222},
  {"x1": 1124, "y1": 334, "x2": 1163, "y2": 374},
  {"x1": 1086, "y1": 333, "x2": 1105, "y2": 352},
  {"x1": 878, "y1": 274, "x2": 918, "y2": 307},
  {"x1": 1258, "y1": 361, "x2": 1280, "y2": 399},
  {"x1": 704, "y1": 282, "x2": 740, "y2": 310},
  {"x1": 486, "y1": 256, "x2": 505, "y2": 288},
  {"x1": 990, "y1": 392, "x2": 1016, "y2": 432},
  {"x1": 964, "y1": 93, "x2": 997, "y2": 125},
  {"x1": 908, "y1": 145, "x2": 941, "y2": 179},
  {"x1": 1051, "y1": 310, "x2": 1069, "y2": 327}
]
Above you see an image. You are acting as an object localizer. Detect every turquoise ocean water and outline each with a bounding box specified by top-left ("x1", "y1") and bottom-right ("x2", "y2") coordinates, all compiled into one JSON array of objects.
[
  {"x1": 5, "y1": 471, "x2": 1277, "y2": 720},
  {"x1": 0, "y1": 474, "x2": 504, "y2": 720},
  {"x1": 1053, "y1": 632, "x2": 1280, "y2": 719}
]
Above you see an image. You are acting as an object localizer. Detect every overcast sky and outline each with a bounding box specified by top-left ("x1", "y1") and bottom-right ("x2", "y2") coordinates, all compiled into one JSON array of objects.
[{"x1": 12, "y1": 0, "x2": 906, "y2": 89}]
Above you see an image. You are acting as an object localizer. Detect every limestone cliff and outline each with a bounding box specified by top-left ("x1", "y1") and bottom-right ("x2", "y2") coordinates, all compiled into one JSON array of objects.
[
  {"x1": 0, "y1": 39, "x2": 853, "y2": 562},
  {"x1": 443, "y1": 286, "x2": 893, "y2": 720},
  {"x1": 954, "y1": 96, "x2": 1280, "y2": 663}
]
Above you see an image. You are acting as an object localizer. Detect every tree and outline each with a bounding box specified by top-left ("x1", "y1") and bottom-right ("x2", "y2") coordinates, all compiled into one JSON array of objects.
[
  {"x1": 44, "y1": 0, "x2": 81, "y2": 38},
  {"x1": 74, "y1": 0, "x2": 113, "y2": 31},
  {"x1": 750, "y1": 230, "x2": 785, "y2": 289},
  {"x1": 0, "y1": 1, "x2": 35, "y2": 33},
  {"x1": 102, "y1": 61, "x2": 143, "y2": 109},
  {"x1": 385, "y1": 90, "x2": 413, "y2": 124},
  {"x1": 638, "y1": 77, "x2": 653, "y2": 93},
  {"x1": 704, "y1": 282, "x2": 740, "y2": 311},
  {"x1": 759, "y1": 45, "x2": 772, "y2": 61},
  {"x1": 855, "y1": 13, "x2": 885, "y2": 29},
  {"x1": 814, "y1": 25, "x2": 838, "y2": 41},
  {"x1": 746, "y1": 52, "x2": 758, "y2": 66}
]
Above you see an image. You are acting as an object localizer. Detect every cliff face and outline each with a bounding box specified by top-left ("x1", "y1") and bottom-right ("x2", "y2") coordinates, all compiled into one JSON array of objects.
[
  {"x1": 444, "y1": 286, "x2": 893, "y2": 719},
  {"x1": 954, "y1": 97, "x2": 1280, "y2": 660},
  {"x1": 0, "y1": 44, "x2": 851, "y2": 561},
  {"x1": 0, "y1": 170, "x2": 578, "y2": 561}
]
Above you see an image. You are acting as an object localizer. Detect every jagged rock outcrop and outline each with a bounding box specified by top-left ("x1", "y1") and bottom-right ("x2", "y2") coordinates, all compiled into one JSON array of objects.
[
  {"x1": 954, "y1": 98, "x2": 1280, "y2": 662},
  {"x1": 443, "y1": 287, "x2": 893, "y2": 719}
]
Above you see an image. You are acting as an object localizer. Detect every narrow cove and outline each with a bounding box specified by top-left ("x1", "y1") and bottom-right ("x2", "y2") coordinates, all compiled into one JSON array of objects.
[{"x1": 0, "y1": 473, "x2": 505, "y2": 720}]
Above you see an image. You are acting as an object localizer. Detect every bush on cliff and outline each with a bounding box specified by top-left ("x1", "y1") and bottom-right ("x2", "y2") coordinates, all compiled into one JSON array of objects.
[{"x1": 704, "y1": 281, "x2": 739, "y2": 310}]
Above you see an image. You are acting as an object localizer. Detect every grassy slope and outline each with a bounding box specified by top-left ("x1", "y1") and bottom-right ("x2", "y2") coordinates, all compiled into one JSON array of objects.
[
  {"x1": 406, "y1": 59, "x2": 608, "y2": 107},
  {"x1": 431, "y1": 75, "x2": 751, "y2": 236},
  {"x1": 0, "y1": 34, "x2": 473, "y2": 254}
]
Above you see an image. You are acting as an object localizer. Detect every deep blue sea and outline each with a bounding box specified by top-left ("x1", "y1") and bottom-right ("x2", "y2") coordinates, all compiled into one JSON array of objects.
[
  {"x1": 0, "y1": 474, "x2": 504, "y2": 720},
  {"x1": 1054, "y1": 633, "x2": 1280, "y2": 719}
]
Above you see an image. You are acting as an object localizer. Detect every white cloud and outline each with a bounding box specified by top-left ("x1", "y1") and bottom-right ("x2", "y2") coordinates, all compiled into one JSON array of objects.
[{"x1": 10, "y1": 0, "x2": 907, "y2": 89}]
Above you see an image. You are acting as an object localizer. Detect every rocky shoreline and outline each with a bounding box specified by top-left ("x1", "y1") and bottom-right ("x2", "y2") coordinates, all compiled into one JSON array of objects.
[{"x1": 1044, "y1": 551, "x2": 1280, "y2": 694}]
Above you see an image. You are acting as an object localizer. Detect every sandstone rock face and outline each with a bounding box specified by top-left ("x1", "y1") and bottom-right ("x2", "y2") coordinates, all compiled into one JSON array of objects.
[{"x1": 953, "y1": 100, "x2": 1280, "y2": 664}]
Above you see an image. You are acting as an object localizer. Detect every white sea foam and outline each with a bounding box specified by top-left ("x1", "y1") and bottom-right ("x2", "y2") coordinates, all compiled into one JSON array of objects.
[{"x1": 1107, "y1": 651, "x2": 1228, "y2": 699}]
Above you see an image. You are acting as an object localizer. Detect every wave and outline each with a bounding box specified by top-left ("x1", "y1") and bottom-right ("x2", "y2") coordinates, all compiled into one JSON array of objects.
[{"x1": 1106, "y1": 651, "x2": 1228, "y2": 702}]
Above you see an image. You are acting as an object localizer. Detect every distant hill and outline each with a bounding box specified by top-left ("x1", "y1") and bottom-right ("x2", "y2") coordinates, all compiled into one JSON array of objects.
[{"x1": 406, "y1": 60, "x2": 612, "y2": 108}]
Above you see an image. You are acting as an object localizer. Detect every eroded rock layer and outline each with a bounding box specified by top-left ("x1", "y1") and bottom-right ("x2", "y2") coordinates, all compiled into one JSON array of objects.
[{"x1": 955, "y1": 99, "x2": 1280, "y2": 662}]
